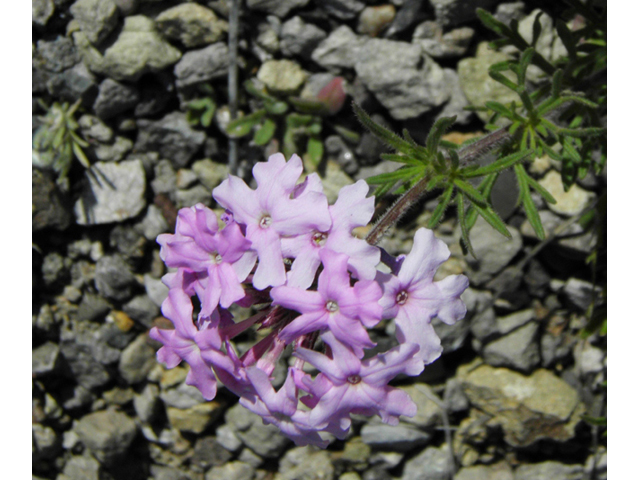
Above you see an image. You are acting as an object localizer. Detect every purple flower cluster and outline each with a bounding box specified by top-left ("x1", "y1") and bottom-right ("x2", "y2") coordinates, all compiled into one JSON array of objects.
[{"x1": 150, "y1": 153, "x2": 469, "y2": 447}]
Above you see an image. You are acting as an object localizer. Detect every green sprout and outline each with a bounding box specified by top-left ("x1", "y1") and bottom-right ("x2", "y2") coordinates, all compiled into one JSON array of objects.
[{"x1": 32, "y1": 99, "x2": 91, "y2": 185}]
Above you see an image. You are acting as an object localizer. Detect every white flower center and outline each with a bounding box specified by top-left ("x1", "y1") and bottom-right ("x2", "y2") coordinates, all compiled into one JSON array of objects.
[
  {"x1": 312, "y1": 231, "x2": 328, "y2": 246},
  {"x1": 259, "y1": 215, "x2": 272, "y2": 228},
  {"x1": 325, "y1": 300, "x2": 339, "y2": 313},
  {"x1": 347, "y1": 375, "x2": 361, "y2": 384},
  {"x1": 211, "y1": 252, "x2": 223, "y2": 264},
  {"x1": 396, "y1": 290, "x2": 408, "y2": 305}
]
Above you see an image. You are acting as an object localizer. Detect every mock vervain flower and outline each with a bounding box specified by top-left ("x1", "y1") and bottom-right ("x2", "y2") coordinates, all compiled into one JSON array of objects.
[
  {"x1": 378, "y1": 228, "x2": 469, "y2": 363},
  {"x1": 152, "y1": 152, "x2": 469, "y2": 448}
]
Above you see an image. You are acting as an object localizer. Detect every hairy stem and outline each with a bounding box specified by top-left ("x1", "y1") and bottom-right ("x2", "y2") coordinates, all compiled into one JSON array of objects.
[
  {"x1": 227, "y1": 0, "x2": 240, "y2": 175},
  {"x1": 366, "y1": 126, "x2": 513, "y2": 246}
]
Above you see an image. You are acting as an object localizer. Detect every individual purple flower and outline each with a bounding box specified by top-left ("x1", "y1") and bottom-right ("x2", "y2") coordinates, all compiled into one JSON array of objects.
[
  {"x1": 271, "y1": 249, "x2": 382, "y2": 357},
  {"x1": 157, "y1": 204, "x2": 256, "y2": 315},
  {"x1": 239, "y1": 367, "x2": 331, "y2": 448},
  {"x1": 282, "y1": 180, "x2": 381, "y2": 289},
  {"x1": 150, "y1": 289, "x2": 229, "y2": 400},
  {"x1": 294, "y1": 334, "x2": 424, "y2": 428},
  {"x1": 377, "y1": 228, "x2": 469, "y2": 363},
  {"x1": 213, "y1": 153, "x2": 331, "y2": 290}
]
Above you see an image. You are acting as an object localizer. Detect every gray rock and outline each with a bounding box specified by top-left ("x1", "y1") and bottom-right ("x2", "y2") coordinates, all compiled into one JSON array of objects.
[
  {"x1": 174, "y1": 42, "x2": 229, "y2": 88},
  {"x1": 70, "y1": 0, "x2": 119, "y2": 45},
  {"x1": 216, "y1": 424, "x2": 243, "y2": 452},
  {"x1": 458, "y1": 42, "x2": 520, "y2": 123},
  {"x1": 257, "y1": 59, "x2": 307, "y2": 95},
  {"x1": 92, "y1": 136, "x2": 133, "y2": 162},
  {"x1": 384, "y1": 0, "x2": 425, "y2": 37},
  {"x1": 176, "y1": 168, "x2": 199, "y2": 189},
  {"x1": 144, "y1": 274, "x2": 169, "y2": 308},
  {"x1": 32, "y1": 423, "x2": 61, "y2": 460},
  {"x1": 109, "y1": 224, "x2": 147, "y2": 259},
  {"x1": 459, "y1": 363, "x2": 585, "y2": 447},
  {"x1": 192, "y1": 158, "x2": 228, "y2": 191},
  {"x1": 123, "y1": 294, "x2": 160, "y2": 328},
  {"x1": 461, "y1": 217, "x2": 522, "y2": 285},
  {"x1": 42, "y1": 252, "x2": 69, "y2": 287},
  {"x1": 77, "y1": 292, "x2": 111, "y2": 322},
  {"x1": 312, "y1": 25, "x2": 369, "y2": 70},
  {"x1": 62, "y1": 385, "x2": 96, "y2": 411},
  {"x1": 438, "y1": 68, "x2": 473, "y2": 125},
  {"x1": 402, "y1": 445, "x2": 453, "y2": 480},
  {"x1": 413, "y1": 21, "x2": 474, "y2": 58},
  {"x1": 280, "y1": 17, "x2": 327, "y2": 59},
  {"x1": 135, "y1": 112, "x2": 206, "y2": 168},
  {"x1": 135, "y1": 205, "x2": 170, "y2": 241},
  {"x1": 93, "y1": 78, "x2": 140, "y2": 119},
  {"x1": 33, "y1": 0, "x2": 55, "y2": 27},
  {"x1": 483, "y1": 322, "x2": 540, "y2": 372},
  {"x1": 176, "y1": 185, "x2": 214, "y2": 209},
  {"x1": 94, "y1": 254, "x2": 136, "y2": 301},
  {"x1": 361, "y1": 422, "x2": 430, "y2": 452},
  {"x1": 37, "y1": 37, "x2": 79, "y2": 73},
  {"x1": 46, "y1": 61, "x2": 97, "y2": 103},
  {"x1": 514, "y1": 462, "x2": 583, "y2": 480},
  {"x1": 538, "y1": 170, "x2": 594, "y2": 216},
  {"x1": 118, "y1": 333, "x2": 157, "y2": 384},
  {"x1": 156, "y1": 3, "x2": 228, "y2": 48},
  {"x1": 74, "y1": 409, "x2": 137, "y2": 465},
  {"x1": 432, "y1": 315, "x2": 470, "y2": 353},
  {"x1": 320, "y1": 0, "x2": 365, "y2": 20},
  {"x1": 70, "y1": 260, "x2": 96, "y2": 290},
  {"x1": 160, "y1": 381, "x2": 207, "y2": 409},
  {"x1": 430, "y1": 0, "x2": 499, "y2": 27},
  {"x1": 133, "y1": 383, "x2": 161, "y2": 423},
  {"x1": 74, "y1": 159, "x2": 146, "y2": 225},
  {"x1": 32, "y1": 169, "x2": 72, "y2": 231},
  {"x1": 192, "y1": 437, "x2": 234, "y2": 472},
  {"x1": 470, "y1": 306, "x2": 497, "y2": 342},
  {"x1": 74, "y1": 15, "x2": 181, "y2": 81},
  {"x1": 325, "y1": 135, "x2": 358, "y2": 175},
  {"x1": 151, "y1": 159, "x2": 177, "y2": 195},
  {"x1": 225, "y1": 403, "x2": 291, "y2": 458},
  {"x1": 358, "y1": 5, "x2": 396, "y2": 37},
  {"x1": 541, "y1": 331, "x2": 575, "y2": 368},
  {"x1": 563, "y1": 277, "x2": 598, "y2": 311},
  {"x1": 246, "y1": 0, "x2": 309, "y2": 18},
  {"x1": 278, "y1": 446, "x2": 335, "y2": 480},
  {"x1": 57, "y1": 454, "x2": 103, "y2": 480},
  {"x1": 205, "y1": 461, "x2": 255, "y2": 480},
  {"x1": 517, "y1": 10, "x2": 568, "y2": 82},
  {"x1": 574, "y1": 341, "x2": 605, "y2": 376},
  {"x1": 134, "y1": 72, "x2": 174, "y2": 117},
  {"x1": 238, "y1": 448, "x2": 263, "y2": 468},
  {"x1": 149, "y1": 465, "x2": 194, "y2": 480},
  {"x1": 32, "y1": 342, "x2": 60, "y2": 377},
  {"x1": 256, "y1": 18, "x2": 281, "y2": 54},
  {"x1": 355, "y1": 39, "x2": 450, "y2": 120},
  {"x1": 444, "y1": 378, "x2": 469, "y2": 413},
  {"x1": 494, "y1": 2, "x2": 526, "y2": 25},
  {"x1": 78, "y1": 114, "x2": 113, "y2": 143},
  {"x1": 454, "y1": 462, "x2": 514, "y2": 480},
  {"x1": 496, "y1": 309, "x2": 536, "y2": 335}
]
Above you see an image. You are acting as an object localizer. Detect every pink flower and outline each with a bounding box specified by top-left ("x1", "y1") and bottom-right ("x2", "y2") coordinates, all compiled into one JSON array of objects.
[
  {"x1": 272, "y1": 249, "x2": 382, "y2": 357},
  {"x1": 282, "y1": 180, "x2": 381, "y2": 289},
  {"x1": 378, "y1": 228, "x2": 469, "y2": 363},
  {"x1": 294, "y1": 334, "x2": 424, "y2": 428},
  {"x1": 213, "y1": 153, "x2": 331, "y2": 290},
  {"x1": 157, "y1": 204, "x2": 256, "y2": 315}
]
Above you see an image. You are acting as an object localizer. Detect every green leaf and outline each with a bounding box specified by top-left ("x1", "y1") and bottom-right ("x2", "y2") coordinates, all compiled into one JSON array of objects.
[
  {"x1": 460, "y1": 149, "x2": 532, "y2": 178},
  {"x1": 518, "y1": 47, "x2": 535, "y2": 85},
  {"x1": 286, "y1": 113, "x2": 314, "y2": 128},
  {"x1": 72, "y1": 142, "x2": 91, "y2": 169},
  {"x1": 306, "y1": 136, "x2": 324, "y2": 166},
  {"x1": 457, "y1": 193, "x2": 475, "y2": 257},
  {"x1": 556, "y1": 21, "x2": 577, "y2": 60},
  {"x1": 353, "y1": 102, "x2": 417, "y2": 156},
  {"x1": 526, "y1": 175, "x2": 557, "y2": 204},
  {"x1": 531, "y1": 12, "x2": 544, "y2": 47},
  {"x1": 425, "y1": 116, "x2": 457, "y2": 157},
  {"x1": 556, "y1": 126, "x2": 606, "y2": 137},
  {"x1": 454, "y1": 178, "x2": 487, "y2": 206},
  {"x1": 288, "y1": 96, "x2": 329, "y2": 115},
  {"x1": 380, "y1": 153, "x2": 425, "y2": 167},
  {"x1": 427, "y1": 183, "x2": 454, "y2": 228},
  {"x1": 201, "y1": 102, "x2": 216, "y2": 127},
  {"x1": 253, "y1": 118, "x2": 276, "y2": 145},
  {"x1": 426, "y1": 174, "x2": 446, "y2": 191},
  {"x1": 485, "y1": 101, "x2": 519, "y2": 121},
  {"x1": 474, "y1": 202, "x2": 512, "y2": 239},
  {"x1": 476, "y1": 8, "x2": 511, "y2": 37},
  {"x1": 367, "y1": 166, "x2": 423, "y2": 185},
  {"x1": 581, "y1": 415, "x2": 607, "y2": 427},
  {"x1": 515, "y1": 164, "x2": 545, "y2": 239},
  {"x1": 226, "y1": 110, "x2": 266, "y2": 137},
  {"x1": 265, "y1": 100, "x2": 289, "y2": 115},
  {"x1": 489, "y1": 70, "x2": 519, "y2": 92},
  {"x1": 244, "y1": 79, "x2": 275, "y2": 101},
  {"x1": 333, "y1": 125, "x2": 361, "y2": 144}
]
